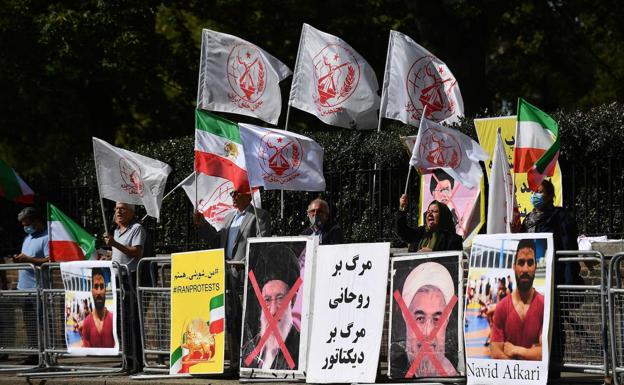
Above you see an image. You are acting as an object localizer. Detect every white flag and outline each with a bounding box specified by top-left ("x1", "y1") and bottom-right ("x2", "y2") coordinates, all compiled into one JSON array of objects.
[
  {"x1": 487, "y1": 130, "x2": 516, "y2": 234},
  {"x1": 92, "y1": 138, "x2": 172, "y2": 220},
  {"x1": 239, "y1": 123, "x2": 325, "y2": 191},
  {"x1": 288, "y1": 23, "x2": 380, "y2": 129},
  {"x1": 197, "y1": 29, "x2": 292, "y2": 125},
  {"x1": 410, "y1": 118, "x2": 487, "y2": 189},
  {"x1": 179, "y1": 171, "x2": 261, "y2": 231},
  {"x1": 380, "y1": 30, "x2": 463, "y2": 127}
]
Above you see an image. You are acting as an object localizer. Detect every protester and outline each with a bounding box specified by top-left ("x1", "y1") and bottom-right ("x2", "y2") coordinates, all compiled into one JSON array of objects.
[
  {"x1": 13, "y1": 207, "x2": 48, "y2": 365},
  {"x1": 394, "y1": 194, "x2": 463, "y2": 252},
  {"x1": 80, "y1": 267, "x2": 115, "y2": 348},
  {"x1": 300, "y1": 198, "x2": 343, "y2": 244},
  {"x1": 490, "y1": 239, "x2": 543, "y2": 361},
  {"x1": 103, "y1": 202, "x2": 146, "y2": 274},
  {"x1": 241, "y1": 244, "x2": 300, "y2": 370}
]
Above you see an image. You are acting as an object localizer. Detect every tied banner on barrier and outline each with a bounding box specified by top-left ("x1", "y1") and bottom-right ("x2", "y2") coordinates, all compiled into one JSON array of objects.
[
  {"x1": 240, "y1": 237, "x2": 315, "y2": 378},
  {"x1": 60, "y1": 260, "x2": 119, "y2": 356},
  {"x1": 388, "y1": 251, "x2": 464, "y2": 379},
  {"x1": 170, "y1": 249, "x2": 225, "y2": 374},
  {"x1": 306, "y1": 242, "x2": 390, "y2": 383},
  {"x1": 464, "y1": 233, "x2": 553, "y2": 385}
]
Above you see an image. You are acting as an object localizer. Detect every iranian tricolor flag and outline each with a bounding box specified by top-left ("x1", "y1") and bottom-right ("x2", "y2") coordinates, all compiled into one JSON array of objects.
[
  {"x1": 0, "y1": 159, "x2": 34, "y2": 204},
  {"x1": 514, "y1": 98, "x2": 560, "y2": 191},
  {"x1": 47, "y1": 203, "x2": 96, "y2": 262},
  {"x1": 194, "y1": 110, "x2": 250, "y2": 193},
  {"x1": 169, "y1": 293, "x2": 224, "y2": 374}
]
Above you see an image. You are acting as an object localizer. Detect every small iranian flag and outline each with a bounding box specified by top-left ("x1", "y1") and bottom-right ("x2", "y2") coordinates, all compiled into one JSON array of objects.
[
  {"x1": 194, "y1": 110, "x2": 250, "y2": 193},
  {"x1": 514, "y1": 98, "x2": 560, "y2": 191},
  {"x1": 47, "y1": 203, "x2": 96, "y2": 262},
  {"x1": 209, "y1": 293, "x2": 225, "y2": 334},
  {"x1": 0, "y1": 159, "x2": 34, "y2": 204}
]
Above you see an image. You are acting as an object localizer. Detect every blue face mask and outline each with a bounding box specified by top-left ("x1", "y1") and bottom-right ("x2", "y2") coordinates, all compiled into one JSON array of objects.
[
  {"x1": 23, "y1": 225, "x2": 36, "y2": 235},
  {"x1": 530, "y1": 192, "x2": 545, "y2": 209}
]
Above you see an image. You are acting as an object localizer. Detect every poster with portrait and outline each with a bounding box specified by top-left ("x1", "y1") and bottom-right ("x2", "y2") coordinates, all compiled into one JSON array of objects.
[
  {"x1": 388, "y1": 251, "x2": 464, "y2": 379},
  {"x1": 474, "y1": 116, "x2": 563, "y2": 221},
  {"x1": 464, "y1": 233, "x2": 553, "y2": 385},
  {"x1": 169, "y1": 249, "x2": 225, "y2": 374},
  {"x1": 306, "y1": 242, "x2": 390, "y2": 383},
  {"x1": 60, "y1": 260, "x2": 119, "y2": 356},
  {"x1": 240, "y1": 236, "x2": 316, "y2": 378}
]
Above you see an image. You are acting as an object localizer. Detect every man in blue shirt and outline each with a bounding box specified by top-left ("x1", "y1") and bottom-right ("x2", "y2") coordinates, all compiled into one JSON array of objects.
[{"x1": 12, "y1": 207, "x2": 49, "y2": 365}]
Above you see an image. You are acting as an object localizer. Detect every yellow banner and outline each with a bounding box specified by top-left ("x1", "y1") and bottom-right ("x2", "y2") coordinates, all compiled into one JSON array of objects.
[
  {"x1": 170, "y1": 249, "x2": 225, "y2": 374},
  {"x1": 474, "y1": 116, "x2": 563, "y2": 220}
]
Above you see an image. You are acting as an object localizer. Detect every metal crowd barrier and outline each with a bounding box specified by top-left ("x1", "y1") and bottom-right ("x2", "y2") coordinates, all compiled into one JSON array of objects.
[
  {"x1": 136, "y1": 255, "x2": 243, "y2": 376},
  {"x1": 23, "y1": 262, "x2": 132, "y2": 378},
  {"x1": 0, "y1": 263, "x2": 43, "y2": 372},
  {"x1": 609, "y1": 252, "x2": 624, "y2": 385},
  {"x1": 553, "y1": 250, "x2": 609, "y2": 381}
]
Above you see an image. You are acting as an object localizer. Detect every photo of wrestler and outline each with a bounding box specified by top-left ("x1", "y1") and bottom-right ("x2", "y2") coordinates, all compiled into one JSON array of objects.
[
  {"x1": 240, "y1": 239, "x2": 309, "y2": 373},
  {"x1": 464, "y1": 236, "x2": 549, "y2": 361},
  {"x1": 60, "y1": 261, "x2": 119, "y2": 354},
  {"x1": 388, "y1": 252, "x2": 463, "y2": 379}
]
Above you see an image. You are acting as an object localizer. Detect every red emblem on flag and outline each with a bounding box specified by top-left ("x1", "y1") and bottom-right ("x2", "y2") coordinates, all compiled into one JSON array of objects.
[
  {"x1": 405, "y1": 56, "x2": 458, "y2": 123},
  {"x1": 227, "y1": 44, "x2": 266, "y2": 111},
  {"x1": 312, "y1": 44, "x2": 360, "y2": 115},
  {"x1": 418, "y1": 127, "x2": 462, "y2": 168},
  {"x1": 258, "y1": 133, "x2": 303, "y2": 184},
  {"x1": 119, "y1": 158, "x2": 144, "y2": 197},
  {"x1": 197, "y1": 180, "x2": 235, "y2": 226}
]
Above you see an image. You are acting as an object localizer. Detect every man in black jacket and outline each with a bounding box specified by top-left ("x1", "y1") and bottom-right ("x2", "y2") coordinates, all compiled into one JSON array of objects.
[{"x1": 300, "y1": 198, "x2": 343, "y2": 245}]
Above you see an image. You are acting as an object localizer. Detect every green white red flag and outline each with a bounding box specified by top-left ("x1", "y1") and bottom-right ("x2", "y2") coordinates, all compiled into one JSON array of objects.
[
  {"x1": 514, "y1": 98, "x2": 560, "y2": 191},
  {"x1": 47, "y1": 203, "x2": 96, "y2": 262},
  {"x1": 0, "y1": 159, "x2": 34, "y2": 204},
  {"x1": 194, "y1": 110, "x2": 250, "y2": 193},
  {"x1": 208, "y1": 293, "x2": 224, "y2": 334}
]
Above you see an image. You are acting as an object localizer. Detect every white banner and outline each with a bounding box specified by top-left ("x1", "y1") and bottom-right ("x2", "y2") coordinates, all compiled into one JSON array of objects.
[
  {"x1": 239, "y1": 123, "x2": 325, "y2": 191},
  {"x1": 380, "y1": 30, "x2": 463, "y2": 126},
  {"x1": 92, "y1": 137, "x2": 171, "y2": 219},
  {"x1": 464, "y1": 234, "x2": 553, "y2": 385},
  {"x1": 306, "y1": 242, "x2": 390, "y2": 383},
  {"x1": 197, "y1": 29, "x2": 291, "y2": 125},
  {"x1": 60, "y1": 261, "x2": 119, "y2": 356},
  {"x1": 289, "y1": 23, "x2": 380, "y2": 129}
]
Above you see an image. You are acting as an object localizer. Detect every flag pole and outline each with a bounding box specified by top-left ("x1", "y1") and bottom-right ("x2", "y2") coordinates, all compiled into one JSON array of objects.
[
  {"x1": 403, "y1": 166, "x2": 412, "y2": 196},
  {"x1": 280, "y1": 104, "x2": 293, "y2": 219},
  {"x1": 92, "y1": 139, "x2": 109, "y2": 235}
]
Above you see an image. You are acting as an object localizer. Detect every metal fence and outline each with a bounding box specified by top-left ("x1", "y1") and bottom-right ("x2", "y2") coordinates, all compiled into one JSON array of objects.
[{"x1": 609, "y1": 252, "x2": 624, "y2": 385}]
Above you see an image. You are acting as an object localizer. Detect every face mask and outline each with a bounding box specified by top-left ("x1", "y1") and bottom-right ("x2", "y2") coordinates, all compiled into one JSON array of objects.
[
  {"x1": 530, "y1": 192, "x2": 545, "y2": 209},
  {"x1": 23, "y1": 225, "x2": 36, "y2": 235},
  {"x1": 309, "y1": 215, "x2": 323, "y2": 228}
]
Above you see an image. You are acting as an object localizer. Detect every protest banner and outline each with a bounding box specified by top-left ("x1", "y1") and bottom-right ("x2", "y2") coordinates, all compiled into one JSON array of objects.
[
  {"x1": 464, "y1": 233, "x2": 553, "y2": 385},
  {"x1": 306, "y1": 242, "x2": 390, "y2": 383},
  {"x1": 169, "y1": 249, "x2": 225, "y2": 374},
  {"x1": 240, "y1": 237, "x2": 315, "y2": 378},
  {"x1": 388, "y1": 251, "x2": 464, "y2": 379},
  {"x1": 474, "y1": 116, "x2": 562, "y2": 221},
  {"x1": 60, "y1": 261, "x2": 119, "y2": 355}
]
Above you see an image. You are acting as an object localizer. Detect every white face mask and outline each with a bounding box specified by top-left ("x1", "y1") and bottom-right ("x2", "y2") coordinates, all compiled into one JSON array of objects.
[{"x1": 309, "y1": 215, "x2": 323, "y2": 228}]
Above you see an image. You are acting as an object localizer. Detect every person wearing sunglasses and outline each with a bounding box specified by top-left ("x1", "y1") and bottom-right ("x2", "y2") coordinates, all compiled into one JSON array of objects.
[
  {"x1": 490, "y1": 239, "x2": 543, "y2": 361},
  {"x1": 394, "y1": 194, "x2": 463, "y2": 252}
]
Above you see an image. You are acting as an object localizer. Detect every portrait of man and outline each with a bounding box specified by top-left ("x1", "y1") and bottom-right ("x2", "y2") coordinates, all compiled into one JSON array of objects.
[
  {"x1": 390, "y1": 257, "x2": 460, "y2": 378},
  {"x1": 490, "y1": 238, "x2": 544, "y2": 361},
  {"x1": 429, "y1": 170, "x2": 458, "y2": 227},
  {"x1": 81, "y1": 267, "x2": 115, "y2": 348},
  {"x1": 241, "y1": 243, "x2": 302, "y2": 371}
]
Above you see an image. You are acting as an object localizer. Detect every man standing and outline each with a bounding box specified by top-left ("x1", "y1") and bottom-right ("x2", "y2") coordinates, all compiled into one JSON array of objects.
[
  {"x1": 13, "y1": 207, "x2": 49, "y2": 365},
  {"x1": 241, "y1": 245, "x2": 300, "y2": 370},
  {"x1": 103, "y1": 202, "x2": 146, "y2": 274},
  {"x1": 490, "y1": 239, "x2": 543, "y2": 361},
  {"x1": 81, "y1": 267, "x2": 115, "y2": 348},
  {"x1": 391, "y1": 261, "x2": 458, "y2": 378},
  {"x1": 300, "y1": 198, "x2": 343, "y2": 245}
]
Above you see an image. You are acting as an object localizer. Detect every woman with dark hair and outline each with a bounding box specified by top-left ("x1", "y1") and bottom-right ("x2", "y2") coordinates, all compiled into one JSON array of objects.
[{"x1": 394, "y1": 194, "x2": 463, "y2": 252}]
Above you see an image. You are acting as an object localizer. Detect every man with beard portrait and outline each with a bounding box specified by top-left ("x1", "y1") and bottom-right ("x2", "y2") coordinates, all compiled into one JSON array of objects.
[
  {"x1": 241, "y1": 245, "x2": 300, "y2": 370},
  {"x1": 80, "y1": 268, "x2": 115, "y2": 348},
  {"x1": 490, "y1": 239, "x2": 544, "y2": 360}
]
